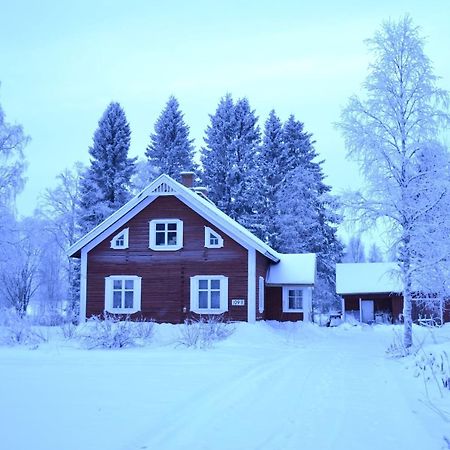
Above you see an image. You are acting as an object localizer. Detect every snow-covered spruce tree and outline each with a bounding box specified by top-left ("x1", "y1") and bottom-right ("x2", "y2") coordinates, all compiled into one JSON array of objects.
[
  {"x1": 343, "y1": 235, "x2": 366, "y2": 263},
  {"x1": 79, "y1": 102, "x2": 136, "y2": 234},
  {"x1": 337, "y1": 16, "x2": 450, "y2": 348},
  {"x1": 275, "y1": 165, "x2": 343, "y2": 313},
  {"x1": 146, "y1": 96, "x2": 195, "y2": 181},
  {"x1": 259, "y1": 110, "x2": 286, "y2": 246},
  {"x1": 201, "y1": 94, "x2": 262, "y2": 234}
]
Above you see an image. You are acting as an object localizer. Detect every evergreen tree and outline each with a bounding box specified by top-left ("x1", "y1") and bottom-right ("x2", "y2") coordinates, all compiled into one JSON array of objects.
[
  {"x1": 146, "y1": 96, "x2": 195, "y2": 180},
  {"x1": 275, "y1": 165, "x2": 343, "y2": 312},
  {"x1": 259, "y1": 110, "x2": 285, "y2": 246},
  {"x1": 79, "y1": 102, "x2": 136, "y2": 233},
  {"x1": 273, "y1": 116, "x2": 343, "y2": 313},
  {"x1": 201, "y1": 94, "x2": 261, "y2": 232}
]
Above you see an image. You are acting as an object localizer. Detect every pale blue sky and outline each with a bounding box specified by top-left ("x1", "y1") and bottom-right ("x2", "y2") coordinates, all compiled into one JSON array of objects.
[{"x1": 1, "y1": 0, "x2": 449, "y2": 225}]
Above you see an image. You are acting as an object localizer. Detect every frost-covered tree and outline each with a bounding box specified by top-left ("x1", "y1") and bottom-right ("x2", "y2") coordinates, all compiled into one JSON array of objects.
[
  {"x1": 146, "y1": 96, "x2": 195, "y2": 180},
  {"x1": 0, "y1": 219, "x2": 40, "y2": 317},
  {"x1": 39, "y1": 163, "x2": 84, "y2": 319},
  {"x1": 259, "y1": 110, "x2": 286, "y2": 246},
  {"x1": 344, "y1": 235, "x2": 366, "y2": 263},
  {"x1": 0, "y1": 97, "x2": 28, "y2": 213},
  {"x1": 368, "y1": 243, "x2": 383, "y2": 262},
  {"x1": 79, "y1": 102, "x2": 136, "y2": 233},
  {"x1": 337, "y1": 16, "x2": 450, "y2": 348},
  {"x1": 201, "y1": 94, "x2": 261, "y2": 232},
  {"x1": 130, "y1": 158, "x2": 160, "y2": 194},
  {"x1": 275, "y1": 165, "x2": 343, "y2": 313}
]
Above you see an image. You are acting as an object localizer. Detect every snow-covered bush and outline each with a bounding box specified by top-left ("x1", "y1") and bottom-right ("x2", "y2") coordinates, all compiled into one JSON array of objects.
[
  {"x1": 0, "y1": 310, "x2": 47, "y2": 346},
  {"x1": 79, "y1": 313, "x2": 134, "y2": 349},
  {"x1": 386, "y1": 328, "x2": 414, "y2": 358},
  {"x1": 60, "y1": 321, "x2": 77, "y2": 339},
  {"x1": 415, "y1": 350, "x2": 450, "y2": 397},
  {"x1": 78, "y1": 314, "x2": 155, "y2": 349},
  {"x1": 177, "y1": 315, "x2": 234, "y2": 348},
  {"x1": 131, "y1": 317, "x2": 155, "y2": 341}
]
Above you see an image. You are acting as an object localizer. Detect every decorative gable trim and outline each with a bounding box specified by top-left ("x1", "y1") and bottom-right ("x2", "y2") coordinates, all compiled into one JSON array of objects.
[{"x1": 151, "y1": 181, "x2": 175, "y2": 194}]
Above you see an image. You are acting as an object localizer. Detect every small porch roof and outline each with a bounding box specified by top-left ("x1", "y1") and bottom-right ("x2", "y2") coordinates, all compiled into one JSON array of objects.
[{"x1": 266, "y1": 253, "x2": 316, "y2": 286}]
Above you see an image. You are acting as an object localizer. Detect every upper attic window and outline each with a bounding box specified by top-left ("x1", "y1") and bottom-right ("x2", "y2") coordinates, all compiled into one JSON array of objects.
[
  {"x1": 110, "y1": 228, "x2": 129, "y2": 249},
  {"x1": 204, "y1": 226, "x2": 223, "y2": 248},
  {"x1": 149, "y1": 219, "x2": 183, "y2": 251}
]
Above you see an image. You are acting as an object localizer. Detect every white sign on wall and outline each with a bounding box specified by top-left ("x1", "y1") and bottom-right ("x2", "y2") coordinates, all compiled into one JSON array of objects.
[{"x1": 232, "y1": 299, "x2": 245, "y2": 306}]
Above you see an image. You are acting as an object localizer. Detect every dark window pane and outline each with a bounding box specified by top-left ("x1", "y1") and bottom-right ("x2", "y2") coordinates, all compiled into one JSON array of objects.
[
  {"x1": 167, "y1": 223, "x2": 177, "y2": 231},
  {"x1": 113, "y1": 291, "x2": 122, "y2": 308},
  {"x1": 211, "y1": 280, "x2": 220, "y2": 290},
  {"x1": 155, "y1": 231, "x2": 166, "y2": 245},
  {"x1": 124, "y1": 291, "x2": 134, "y2": 308},
  {"x1": 113, "y1": 280, "x2": 122, "y2": 289},
  {"x1": 198, "y1": 280, "x2": 208, "y2": 290},
  {"x1": 155, "y1": 223, "x2": 165, "y2": 231},
  {"x1": 210, "y1": 236, "x2": 219, "y2": 245},
  {"x1": 211, "y1": 291, "x2": 220, "y2": 309},
  {"x1": 124, "y1": 280, "x2": 134, "y2": 290},
  {"x1": 199, "y1": 291, "x2": 208, "y2": 308}
]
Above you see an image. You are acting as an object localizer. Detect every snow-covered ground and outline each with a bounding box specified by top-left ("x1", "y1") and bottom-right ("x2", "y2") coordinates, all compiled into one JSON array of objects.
[{"x1": 0, "y1": 321, "x2": 449, "y2": 450}]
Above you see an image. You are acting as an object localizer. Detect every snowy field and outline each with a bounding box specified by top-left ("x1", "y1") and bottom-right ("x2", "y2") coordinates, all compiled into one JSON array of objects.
[{"x1": 0, "y1": 321, "x2": 449, "y2": 450}]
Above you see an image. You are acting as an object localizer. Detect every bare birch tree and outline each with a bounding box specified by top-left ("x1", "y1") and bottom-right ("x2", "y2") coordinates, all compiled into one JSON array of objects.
[{"x1": 337, "y1": 16, "x2": 450, "y2": 348}]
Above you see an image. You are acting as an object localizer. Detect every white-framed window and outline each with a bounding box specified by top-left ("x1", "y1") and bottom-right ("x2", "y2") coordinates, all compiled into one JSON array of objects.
[
  {"x1": 149, "y1": 219, "x2": 183, "y2": 251},
  {"x1": 258, "y1": 276, "x2": 265, "y2": 313},
  {"x1": 105, "y1": 275, "x2": 142, "y2": 314},
  {"x1": 190, "y1": 275, "x2": 228, "y2": 314},
  {"x1": 204, "y1": 226, "x2": 224, "y2": 248},
  {"x1": 282, "y1": 286, "x2": 304, "y2": 313},
  {"x1": 110, "y1": 228, "x2": 129, "y2": 249}
]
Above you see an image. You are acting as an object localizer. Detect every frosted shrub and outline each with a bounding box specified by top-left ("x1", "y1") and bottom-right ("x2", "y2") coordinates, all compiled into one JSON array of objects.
[
  {"x1": 79, "y1": 313, "x2": 134, "y2": 349},
  {"x1": 60, "y1": 322, "x2": 77, "y2": 339},
  {"x1": 415, "y1": 350, "x2": 450, "y2": 397},
  {"x1": 0, "y1": 310, "x2": 47, "y2": 346},
  {"x1": 131, "y1": 317, "x2": 155, "y2": 341},
  {"x1": 178, "y1": 315, "x2": 234, "y2": 349}
]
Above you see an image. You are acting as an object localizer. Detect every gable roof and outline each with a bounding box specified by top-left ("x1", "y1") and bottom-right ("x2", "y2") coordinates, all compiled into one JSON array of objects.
[
  {"x1": 68, "y1": 174, "x2": 280, "y2": 261},
  {"x1": 266, "y1": 253, "x2": 316, "y2": 285},
  {"x1": 336, "y1": 262, "x2": 402, "y2": 295}
]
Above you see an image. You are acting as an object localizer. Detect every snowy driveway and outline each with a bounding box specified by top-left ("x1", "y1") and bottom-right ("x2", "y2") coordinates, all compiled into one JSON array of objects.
[{"x1": 0, "y1": 323, "x2": 448, "y2": 450}]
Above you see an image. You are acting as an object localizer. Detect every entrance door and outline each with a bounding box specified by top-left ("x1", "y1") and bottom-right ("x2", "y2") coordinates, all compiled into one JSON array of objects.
[{"x1": 361, "y1": 300, "x2": 374, "y2": 323}]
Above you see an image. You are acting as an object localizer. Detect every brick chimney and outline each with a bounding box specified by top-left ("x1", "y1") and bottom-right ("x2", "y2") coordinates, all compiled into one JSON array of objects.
[{"x1": 180, "y1": 171, "x2": 194, "y2": 188}]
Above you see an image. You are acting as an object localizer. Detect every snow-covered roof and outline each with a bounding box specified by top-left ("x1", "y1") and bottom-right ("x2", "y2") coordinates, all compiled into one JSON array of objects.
[
  {"x1": 68, "y1": 174, "x2": 280, "y2": 261},
  {"x1": 266, "y1": 253, "x2": 316, "y2": 285},
  {"x1": 336, "y1": 262, "x2": 402, "y2": 295}
]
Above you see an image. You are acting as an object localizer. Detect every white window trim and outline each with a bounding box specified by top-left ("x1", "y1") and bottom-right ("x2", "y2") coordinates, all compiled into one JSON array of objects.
[
  {"x1": 105, "y1": 275, "x2": 142, "y2": 314},
  {"x1": 282, "y1": 286, "x2": 305, "y2": 313},
  {"x1": 190, "y1": 275, "x2": 228, "y2": 314},
  {"x1": 204, "y1": 226, "x2": 224, "y2": 249},
  {"x1": 149, "y1": 219, "x2": 183, "y2": 251},
  {"x1": 258, "y1": 276, "x2": 265, "y2": 314},
  {"x1": 110, "y1": 228, "x2": 129, "y2": 249}
]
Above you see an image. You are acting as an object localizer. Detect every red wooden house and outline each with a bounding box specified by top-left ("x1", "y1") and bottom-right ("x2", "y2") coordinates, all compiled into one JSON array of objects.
[{"x1": 68, "y1": 173, "x2": 316, "y2": 323}]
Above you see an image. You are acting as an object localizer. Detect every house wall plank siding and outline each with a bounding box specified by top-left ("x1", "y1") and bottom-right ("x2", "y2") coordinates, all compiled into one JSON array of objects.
[
  {"x1": 86, "y1": 196, "x2": 252, "y2": 323},
  {"x1": 265, "y1": 286, "x2": 304, "y2": 321}
]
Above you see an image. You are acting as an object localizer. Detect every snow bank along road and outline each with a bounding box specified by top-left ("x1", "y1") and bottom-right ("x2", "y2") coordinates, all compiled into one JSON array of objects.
[{"x1": 0, "y1": 322, "x2": 448, "y2": 450}]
